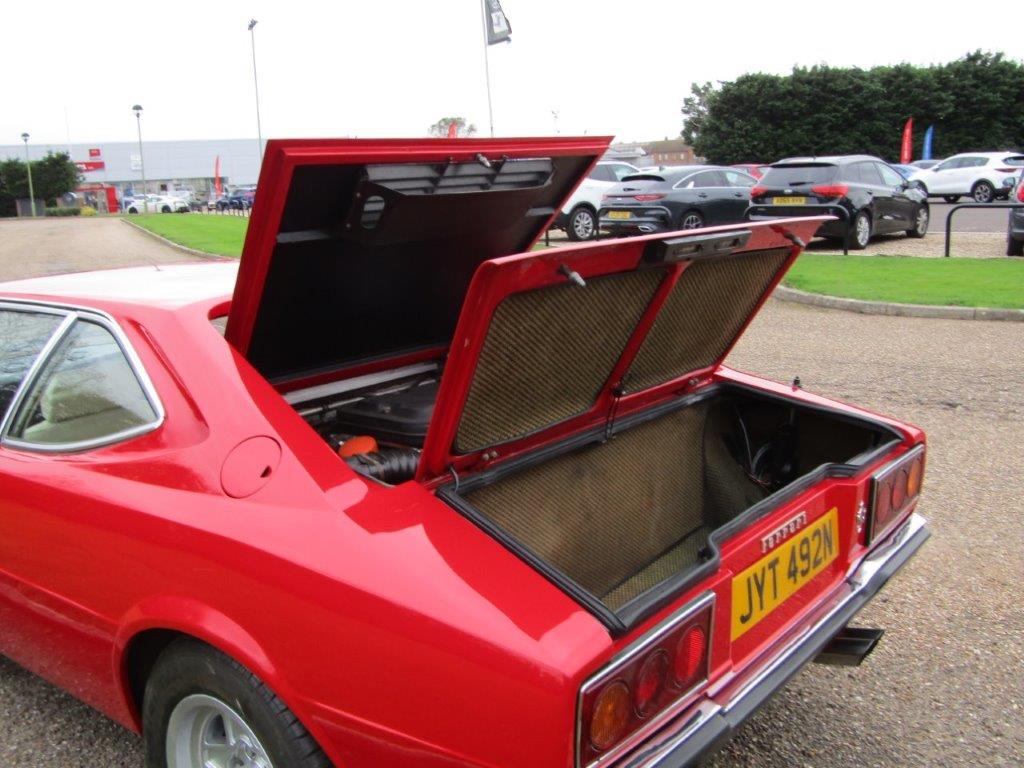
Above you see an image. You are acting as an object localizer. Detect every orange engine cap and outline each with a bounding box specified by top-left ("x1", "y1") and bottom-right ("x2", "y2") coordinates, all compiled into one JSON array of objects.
[{"x1": 338, "y1": 435, "x2": 379, "y2": 458}]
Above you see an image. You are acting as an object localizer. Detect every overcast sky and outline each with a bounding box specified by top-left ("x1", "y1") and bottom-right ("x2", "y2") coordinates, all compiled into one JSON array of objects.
[{"x1": 3, "y1": 0, "x2": 1021, "y2": 148}]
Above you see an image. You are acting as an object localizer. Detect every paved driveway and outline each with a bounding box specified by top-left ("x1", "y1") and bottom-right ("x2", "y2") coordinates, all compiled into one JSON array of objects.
[{"x1": 0, "y1": 219, "x2": 1020, "y2": 766}]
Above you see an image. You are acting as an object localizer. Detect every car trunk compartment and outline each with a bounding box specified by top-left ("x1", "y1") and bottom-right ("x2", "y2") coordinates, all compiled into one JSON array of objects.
[{"x1": 439, "y1": 386, "x2": 897, "y2": 628}]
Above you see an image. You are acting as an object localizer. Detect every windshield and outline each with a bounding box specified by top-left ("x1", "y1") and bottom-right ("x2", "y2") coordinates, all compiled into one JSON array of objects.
[{"x1": 760, "y1": 164, "x2": 838, "y2": 187}]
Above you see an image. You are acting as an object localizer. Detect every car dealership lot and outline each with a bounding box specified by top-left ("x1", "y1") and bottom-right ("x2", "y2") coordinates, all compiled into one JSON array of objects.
[{"x1": 0, "y1": 220, "x2": 1020, "y2": 766}]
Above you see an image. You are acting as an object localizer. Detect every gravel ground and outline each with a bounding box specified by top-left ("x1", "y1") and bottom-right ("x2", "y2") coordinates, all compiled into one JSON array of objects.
[
  {"x1": 808, "y1": 230, "x2": 1006, "y2": 258},
  {"x1": 0, "y1": 217, "x2": 209, "y2": 280},
  {"x1": 1, "y1": 220, "x2": 1021, "y2": 766}
]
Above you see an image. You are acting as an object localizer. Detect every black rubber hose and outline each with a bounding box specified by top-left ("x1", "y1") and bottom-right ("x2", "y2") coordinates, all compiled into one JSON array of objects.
[{"x1": 344, "y1": 448, "x2": 420, "y2": 484}]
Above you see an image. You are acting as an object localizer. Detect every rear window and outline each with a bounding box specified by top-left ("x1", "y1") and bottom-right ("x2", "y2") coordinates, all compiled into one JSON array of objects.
[
  {"x1": 760, "y1": 164, "x2": 838, "y2": 188},
  {"x1": 621, "y1": 174, "x2": 666, "y2": 182},
  {"x1": 1002, "y1": 156, "x2": 1024, "y2": 167}
]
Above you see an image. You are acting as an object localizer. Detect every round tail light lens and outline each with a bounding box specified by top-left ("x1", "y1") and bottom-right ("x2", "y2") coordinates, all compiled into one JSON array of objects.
[
  {"x1": 633, "y1": 651, "x2": 668, "y2": 717},
  {"x1": 874, "y1": 477, "x2": 893, "y2": 526},
  {"x1": 906, "y1": 457, "x2": 923, "y2": 498},
  {"x1": 589, "y1": 681, "x2": 630, "y2": 751},
  {"x1": 891, "y1": 468, "x2": 909, "y2": 509},
  {"x1": 673, "y1": 625, "x2": 706, "y2": 688}
]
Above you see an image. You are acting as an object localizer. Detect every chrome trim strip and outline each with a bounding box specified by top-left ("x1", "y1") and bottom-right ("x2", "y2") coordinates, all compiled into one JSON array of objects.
[
  {"x1": 283, "y1": 361, "x2": 439, "y2": 405},
  {"x1": 0, "y1": 299, "x2": 166, "y2": 453},
  {"x1": 576, "y1": 592, "x2": 715, "y2": 768},
  {"x1": 0, "y1": 312, "x2": 75, "y2": 437}
]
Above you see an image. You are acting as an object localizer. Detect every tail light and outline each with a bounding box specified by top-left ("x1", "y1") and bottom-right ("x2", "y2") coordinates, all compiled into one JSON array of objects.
[
  {"x1": 577, "y1": 594, "x2": 714, "y2": 767},
  {"x1": 995, "y1": 167, "x2": 1016, "y2": 173},
  {"x1": 1017, "y1": 182, "x2": 1024, "y2": 203},
  {"x1": 810, "y1": 184, "x2": 850, "y2": 198},
  {"x1": 633, "y1": 193, "x2": 665, "y2": 202},
  {"x1": 751, "y1": 186, "x2": 770, "y2": 198},
  {"x1": 868, "y1": 444, "x2": 925, "y2": 545}
]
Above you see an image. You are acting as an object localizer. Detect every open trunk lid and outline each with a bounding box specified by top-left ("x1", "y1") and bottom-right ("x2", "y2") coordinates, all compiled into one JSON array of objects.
[
  {"x1": 418, "y1": 217, "x2": 828, "y2": 479},
  {"x1": 224, "y1": 136, "x2": 612, "y2": 384}
]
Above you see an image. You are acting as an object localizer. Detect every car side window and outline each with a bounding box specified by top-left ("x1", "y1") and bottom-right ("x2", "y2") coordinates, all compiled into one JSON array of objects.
[
  {"x1": 932, "y1": 159, "x2": 955, "y2": 172},
  {"x1": 962, "y1": 157, "x2": 986, "y2": 168},
  {"x1": 876, "y1": 164, "x2": 904, "y2": 187},
  {"x1": 0, "y1": 309, "x2": 66, "y2": 418},
  {"x1": 610, "y1": 164, "x2": 637, "y2": 181},
  {"x1": 722, "y1": 170, "x2": 755, "y2": 188},
  {"x1": 852, "y1": 162, "x2": 883, "y2": 185},
  {"x1": 589, "y1": 166, "x2": 612, "y2": 182},
  {"x1": 6, "y1": 319, "x2": 159, "y2": 448},
  {"x1": 692, "y1": 171, "x2": 723, "y2": 188}
]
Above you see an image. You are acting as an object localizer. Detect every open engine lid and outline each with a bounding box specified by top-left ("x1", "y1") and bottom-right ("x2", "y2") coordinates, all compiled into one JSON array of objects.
[
  {"x1": 225, "y1": 136, "x2": 612, "y2": 383},
  {"x1": 418, "y1": 216, "x2": 828, "y2": 480}
]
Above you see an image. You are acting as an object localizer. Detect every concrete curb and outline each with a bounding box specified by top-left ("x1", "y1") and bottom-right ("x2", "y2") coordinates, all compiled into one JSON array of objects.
[
  {"x1": 773, "y1": 285, "x2": 1024, "y2": 322},
  {"x1": 120, "y1": 218, "x2": 230, "y2": 262}
]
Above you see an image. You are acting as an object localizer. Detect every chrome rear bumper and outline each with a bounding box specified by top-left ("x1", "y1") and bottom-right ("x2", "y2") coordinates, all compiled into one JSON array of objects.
[{"x1": 623, "y1": 512, "x2": 930, "y2": 767}]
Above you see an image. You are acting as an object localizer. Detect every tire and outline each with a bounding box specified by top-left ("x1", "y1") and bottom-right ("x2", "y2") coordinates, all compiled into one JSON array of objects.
[
  {"x1": 971, "y1": 181, "x2": 994, "y2": 204},
  {"x1": 128, "y1": 208, "x2": 139, "y2": 215},
  {"x1": 161, "y1": 205, "x2": 172, "y2": 213},
  {"x1": 143, "y1": 639, "x2": 330, "y2": 768},
  {"x1": 679, "y1": 210, "x2": 704, "y2": 230},
  {"x1": 848, "y1": 211, "x2": 871, "y2": 250},
  {"x1": 942, "y1": 195, "x2": 960, "y2": 203},
  {"x1": 906, "y1": 204, "x2": 929, "y2": 238},
  {"x1": 1009, "y1": 228, "x2": 1024, "y2": 257},
  {"x1": 566, "y1": 206, "x2": 597, "y2": 241}
]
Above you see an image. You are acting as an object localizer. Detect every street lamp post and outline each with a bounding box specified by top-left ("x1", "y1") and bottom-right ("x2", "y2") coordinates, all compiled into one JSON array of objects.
[
  {"x1": 132, "y1": 105, "x2": 148, "y2": 214},
  {"x1": 20, "y1": 133, "x2": 36, "y2": 217},
  {"x1": 248, "y1": 19, "x2": 263, "y2": 161}
]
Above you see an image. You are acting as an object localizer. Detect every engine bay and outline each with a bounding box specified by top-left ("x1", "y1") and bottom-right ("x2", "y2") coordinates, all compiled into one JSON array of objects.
[{"x1": 288, "y1": 363, "x2": 440, "y2": 484}]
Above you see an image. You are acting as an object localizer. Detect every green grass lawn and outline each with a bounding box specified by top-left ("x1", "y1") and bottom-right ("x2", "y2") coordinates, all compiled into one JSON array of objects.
[
  {"x1": 783, "y1": 253, "x2": 1024, "y2": 309},
  {"x1": 125, "y1": 214, "x2": 248, "y2": 257},
  {"x1": 122, "y1": 216, "x2": 1022, "y2": 310}
]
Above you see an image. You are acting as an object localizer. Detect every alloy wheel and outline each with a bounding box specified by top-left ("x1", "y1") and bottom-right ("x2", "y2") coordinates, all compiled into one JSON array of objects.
[
  {"x1": 166, "y1": 694, "x2": 275, "y2": 768},
  {"x1": 571, "y1": 209, "x2": 595, "y2": 239},
  {"x1": 972, "y1": 183, "x2": 993, "y2": 203},
  {"x1": 855, "y1": 214, "x2": 871, "y2": 247},
  {"x1": 915, "y1": 207, "x2": 929, "y2": 236},
  {"x1": 681, "y1": 213, "x2": 703, "y2": 229}
]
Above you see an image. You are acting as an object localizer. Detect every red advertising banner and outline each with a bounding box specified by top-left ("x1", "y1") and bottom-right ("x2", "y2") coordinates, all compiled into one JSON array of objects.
[
  {"x1": 88, "y1": 148, "x2": 101, "y2": 158},
  {"x1": 75, "y1": 161, "x2": 106, "y2": 172},
  {"x1": 900, "y1": 118, "x2": 913, "y2": 164}
]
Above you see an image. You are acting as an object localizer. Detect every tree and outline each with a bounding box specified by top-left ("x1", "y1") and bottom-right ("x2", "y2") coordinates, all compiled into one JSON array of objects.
[
  {"x1": 682, "y1": 52, "x2": 1024, "y2": 164},
  {"x1": 0, "y1": 151, "x2": 81, "y2": 211},
  {"x1": 428, "y1": 117, "x2": 477, "y2": 138},
  {"x1": 680, "y1": 81, "x2": 716, "y2": 146}
]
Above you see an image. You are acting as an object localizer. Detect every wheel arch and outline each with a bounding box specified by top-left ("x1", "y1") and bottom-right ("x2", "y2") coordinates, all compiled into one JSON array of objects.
[{"x1": 115, "y1": 598, "x2": 282, "y2": 732}]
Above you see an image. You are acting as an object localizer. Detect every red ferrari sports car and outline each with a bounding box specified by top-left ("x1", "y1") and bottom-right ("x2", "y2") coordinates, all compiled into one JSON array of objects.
[{"x1": 0, "y1": 137, "x2": 928, "y2": 768}]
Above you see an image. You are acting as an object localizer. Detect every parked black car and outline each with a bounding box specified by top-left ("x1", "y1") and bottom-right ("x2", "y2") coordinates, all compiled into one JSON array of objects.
[
  {"x1": 598, "y1": 166, "x2": 756, "y2": 235},
  {"x1": 1008, "y1": 174, "x2": 1024, "y2": 256},
  {"x1": 216, "y1": 188, "x2": 256, "y2": 211},
  {"x1": 746, "y1": 155, "x2": 929, "y2": 249}
]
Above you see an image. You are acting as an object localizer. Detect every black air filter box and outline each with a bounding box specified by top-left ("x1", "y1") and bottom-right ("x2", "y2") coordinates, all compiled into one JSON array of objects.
[{"x1": 332, "y1": 379, "x2": 438, "y2": 447}]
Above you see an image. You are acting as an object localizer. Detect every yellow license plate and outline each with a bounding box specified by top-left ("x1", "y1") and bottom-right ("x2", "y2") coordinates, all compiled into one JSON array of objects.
[
  {"x1": 772, "y1": 196, "x2": 807, "y2": 205},
  {"x1": 731, "y1": 507, "x2": 838, "y2": 640},
  {"x1": 607, "y1": 210, "x2": 632, "y2": 220}
]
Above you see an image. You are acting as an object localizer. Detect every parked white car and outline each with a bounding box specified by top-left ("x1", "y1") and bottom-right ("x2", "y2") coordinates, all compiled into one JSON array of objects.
[
  {"x1": 909, "y1": 151, "x2": 1024, "y2": 203},
  {"x1": 124, "y1": 194, "x2": 190, "y2": 214},
  {"x1": 554, "y1": 160, "x2": 639, "y2": 240}
]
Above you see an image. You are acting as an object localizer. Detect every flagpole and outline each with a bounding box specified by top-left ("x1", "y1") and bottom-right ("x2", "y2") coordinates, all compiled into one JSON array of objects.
[{"x1": 479, "y1": 0, "x2": 495, "y2": 137}]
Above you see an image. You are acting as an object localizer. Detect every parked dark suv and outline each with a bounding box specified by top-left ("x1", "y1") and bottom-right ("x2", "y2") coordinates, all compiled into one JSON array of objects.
[
  {"x1": 746, "y1": 155, "x2": 929, "y2": 249},
  {"x1": 1008, "y1": 173, "x2": 1024, "y2": 256},
  {"x1": 216, "y1": 187, "x2": 256, "y2": 211}
]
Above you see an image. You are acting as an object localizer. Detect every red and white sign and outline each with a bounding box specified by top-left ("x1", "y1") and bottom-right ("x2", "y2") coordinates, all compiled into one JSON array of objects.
[
  {"x1": 88, "y1": 148, "x2": 101, "y2": 158},
  {"x1": 75, "y1": 161, "x2": 106, "y2": 172}
]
